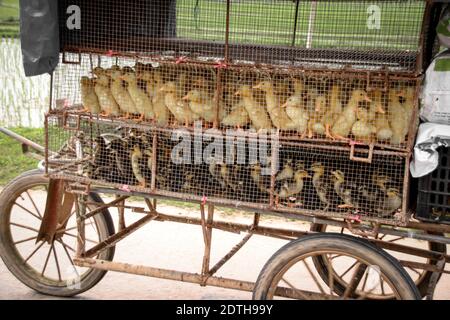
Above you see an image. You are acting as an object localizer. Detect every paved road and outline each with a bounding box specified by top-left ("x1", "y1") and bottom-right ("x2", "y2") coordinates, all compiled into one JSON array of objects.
[{"x1": 0, "y1": 192, "x2": 448, "y2": 300}]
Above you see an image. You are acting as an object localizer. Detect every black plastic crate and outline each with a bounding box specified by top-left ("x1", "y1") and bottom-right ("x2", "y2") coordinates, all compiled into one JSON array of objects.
[{"x1": 416, "y1": 147, "x2": 450, "y2": 224}]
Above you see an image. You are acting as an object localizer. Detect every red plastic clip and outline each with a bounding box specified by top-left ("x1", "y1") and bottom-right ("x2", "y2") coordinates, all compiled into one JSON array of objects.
[
  {"x1": 120, "y1": 185, "x2": 131, "y2": 192},
  {"x1": 214, "y1": 61, "x2": 228, "y2": 69},
  {"x1": 201, "y1": 195, "x2": 208, "y2": 205},
  {"x1": 349, "y1": 139, "x2": 364, "y2": 146},
  {"x1": 176, "y1": 56, "x2": 188, "y2": 64},
  {"x1": 347, "y1": 214, "x2": 362, "y2": 223},
  {"x1": 106, "y1": 50, "x2": 117, "y2": 57}
]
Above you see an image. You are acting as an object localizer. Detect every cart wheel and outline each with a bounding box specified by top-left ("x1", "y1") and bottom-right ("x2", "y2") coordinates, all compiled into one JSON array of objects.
[
  {"x1": 0, "y1": 169, "x2": 115, "y2": 297},
  {"x1": 253, "y1": 233, "x2": 420, "y2": 300},
  {"x1": 310, "y1": 223, "x2": 446, "y2": 299}
]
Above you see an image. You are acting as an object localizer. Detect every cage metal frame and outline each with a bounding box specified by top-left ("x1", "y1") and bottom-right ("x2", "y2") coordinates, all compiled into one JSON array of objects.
[
  {"x1": 57, "y1": 0, "x2": 437, "y2": 76},
  {"x1": 45, "y1": 109, "x2": 414, "y2": 227}
]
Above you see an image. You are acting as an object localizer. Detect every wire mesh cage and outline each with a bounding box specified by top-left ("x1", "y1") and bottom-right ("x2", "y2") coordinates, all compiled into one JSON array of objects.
[
  {"x1": 45, "y1": 0, "x2": 428, "y2": 227},
  {"x1": 51, "y1": 53, "x2": 420, "y2": 151},
  {"x1": 57, "y1": 0, "x2": 430, "y2": 74},
  {"x1": 46, "y1": 111, "x2": 410, "y2": 225}
]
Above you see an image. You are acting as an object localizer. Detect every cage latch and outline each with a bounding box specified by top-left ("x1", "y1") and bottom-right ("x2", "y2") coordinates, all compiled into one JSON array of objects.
[
  {"x1": 349, "y1": 142, "x2": 374, "y2": 163},
  {"x1": 62, "y1": 112, "x2": 81, "y2": 131},
  {"x1": 66, "y1": 182, "x2": 91, "y2": 196},
  {"x1": 346, "y1": 219, "x2": 380, "y2": 238}
]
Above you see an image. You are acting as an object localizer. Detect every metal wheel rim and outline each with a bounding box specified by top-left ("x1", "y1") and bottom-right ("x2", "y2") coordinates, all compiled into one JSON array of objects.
[
  {"x1": 1, "y1": 180, "x2": 107, "y2": 287},
  {"x1": 266, "y1": 249, "x2": 403, "y2": 300},
  {"x1": 310, "y1": 224, "x2": 443, "y2": 299}
]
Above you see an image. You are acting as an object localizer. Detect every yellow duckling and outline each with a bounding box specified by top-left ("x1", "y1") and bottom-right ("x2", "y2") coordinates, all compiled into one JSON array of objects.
[
  {"x1": 182, "y1": 89, "x2": 225, "y2": 123},
  {"x1": 121, "y1": 71, "x2": 154, "y2": 121},
  {"x1": 160, "y1": 81, "x2": 199, "y2": 126},
  {"x1": 331, "y1": 89, "x2": 371, "y2": 140},
  {"x1": 221, "y1": 101, "x2": 250, "y2": 128},
  {"x1": 235, "y1": 85, "x2": 272, "y2": 131},
  {"x1": 281, "y1": 95, "x2": 309, "y2": 136},
  {"x1": 107, "y1": 66, "x2": 138, "y2": 118},
  {"x1": 253, "y1": 81, "x2": 296, "y2": 130},
  {"x1": 92, "y1": 67, "x2": 120, "y2": 116},
  {"x1": 351, "y1": 107, "x2": 376, "y2": 142},
  {"x1": 80, "y1": 76, "x2": 101, "y2": 114},
  {"x1": 388, "y1": 89, "x2": 408, "y2": 145},
  {"x1": 151, "y1": 72, "x2": 170, "y2": 126},
  {"x1": 321, "y1": 84, "x2": 343, "y2": 139},
  {"x1": 398, "y1": 86, "x2": 416, "y2": 131},
  {"x1": 370, "y1": 90, "x2": 392, "y2": 141},
  {"x1": 309, "y1": 95, "x2": 328, "y2": 138}
]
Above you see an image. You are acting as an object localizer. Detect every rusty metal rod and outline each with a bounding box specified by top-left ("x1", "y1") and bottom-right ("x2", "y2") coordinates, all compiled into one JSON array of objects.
[
  {"x1": 84, "y1": 200, "x2": 450, "y2": 264},
  {"x1": 82, "y1": 195, "x2": 129, "y2": 221},
  {"x1": 0, "y1": 127, "x2": 47, "y2": 154},
  {"x1": 207, "y1": 233, "x2": 253, "y2": 277},
  {"x1": 87, "y1": 185, "x2": 450, "y2": 244},
  {"x1": 83, "y1": 213, "x2": 158, "y2": 258},
  {"x1": 400, "y1": 260, "x2": 450, "y2": 275},
  {"x1": 74, "y1": 258, "x2": 338, "y2": 300}
]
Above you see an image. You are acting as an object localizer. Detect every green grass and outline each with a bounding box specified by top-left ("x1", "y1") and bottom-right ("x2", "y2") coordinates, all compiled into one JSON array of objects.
[
  {"x1": 0, "y1": 0, "x2": 426, "y2": 47},
  {"x1": 0, "y1": 0, "x2": 19, "y2": 37},
  {"x1": 177, "y1": 0, "x2": 425, "y2": 50},
  {"x1": 0, "y1": 127, "x2": 44, "y2": 185}
]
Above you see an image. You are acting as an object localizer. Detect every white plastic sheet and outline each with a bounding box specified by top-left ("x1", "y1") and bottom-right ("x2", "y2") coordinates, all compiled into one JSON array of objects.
[{"x1": 410, "y1": 123, "x2": 450, "y2": 177}]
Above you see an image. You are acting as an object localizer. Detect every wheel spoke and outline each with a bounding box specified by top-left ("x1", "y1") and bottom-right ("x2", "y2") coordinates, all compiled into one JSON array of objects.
[
  {"x1": 387, "y1": 236, "x2": 405, "y2": 243},
  {"x1": 360, "y1": 270, "x2": 369, "y2": 292},
  {"x1": 58, "y1": 239, "x2": 76, "y2": 253},
  {"x1": 13, "y1": 202, "x2": 42, "y2": 221},
  {"x1": 25, "y1": 190, "x2": 42, "y2": 219},
  {"x1": 329, "y1": 254, "x2": 342, "y2": 260},
  {"x1": 63, "y1": 231, "x2": 97, "y2": 244},
  {"x1": 339, "y1": 260, "x2": 358, "y2": 278},
  {"x1": 302, "y1": 258, "x2": 326, "y2": 294},
  {"x1": 326, "y1": 254, "x2": 335, "y2": 296},
  {"x1": 280, "y1": 277, "x2": 310, "y2": 300},
  {"x1": 58, "y1": 240, "x2": 80, "y2": 277},
  {"x1": 52, "y1": 244, "x2": 62, "y2": 282},
  {"x1": 380, "y1": 278, "x2": 386, "y2": 295},
  {"x1": 23, "y1": 241, "x2": 46, "y2": 263},
  {"x1": 60, "y1": 222, "x2": 94, "y2": 234},
  {"x1": 11, "y1": 222, "x2": 39, "y2": 233},
  {"x1": 13, "y1": 236, "x2": 38, "y2": 245},
  {"x1": 41, "y1": 246, "x2": 53, "y2": 276},
  {"x1": 342, "y1": 263, "x2": 367, "y2": 299}
]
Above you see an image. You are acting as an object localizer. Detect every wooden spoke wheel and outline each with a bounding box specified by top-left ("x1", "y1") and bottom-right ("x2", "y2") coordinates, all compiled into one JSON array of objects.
[
  {"x1": 310, "y1": 223, "x2": 446, "y2": 299},
  {"x1": 0, "y1": 170, "x2": 115, "y2": 297},
  {"x1": 253, "y1": 233, "x2": 421, "y2": 300}
]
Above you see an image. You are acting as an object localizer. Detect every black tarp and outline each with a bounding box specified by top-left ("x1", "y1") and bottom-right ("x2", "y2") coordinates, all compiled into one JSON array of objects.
[
  {"x1": 20, "y1": 1, "x2": 177, "y2": 77},
  {"x1": 19, "y1": 0, "x2": 59, "y2": 77}
]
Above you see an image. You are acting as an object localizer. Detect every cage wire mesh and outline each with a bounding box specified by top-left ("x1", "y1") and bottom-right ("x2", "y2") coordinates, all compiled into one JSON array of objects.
[
  {"x1": 51, "y1": 53, "x2": 420, "y2": 150},
  {"x1": 46, "y1": 112, "x2": 409, "y2": 224},
  {"x1": 46, "y1": 0, "x2": 428, "y2": 225},
  {"x1": 58, "y1": 0, "x2": 428, "y2": 73}
]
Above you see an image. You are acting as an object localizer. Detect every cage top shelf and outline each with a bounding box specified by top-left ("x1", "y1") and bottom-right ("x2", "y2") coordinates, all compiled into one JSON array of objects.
[{"x1": 58, "y1": 0, "x2": 434, "y2": 74}]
